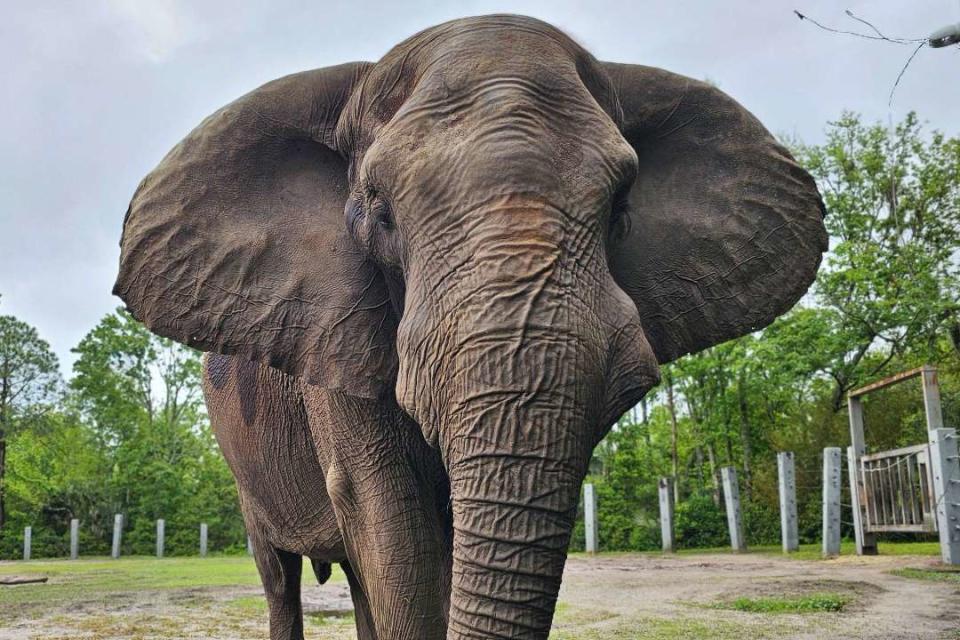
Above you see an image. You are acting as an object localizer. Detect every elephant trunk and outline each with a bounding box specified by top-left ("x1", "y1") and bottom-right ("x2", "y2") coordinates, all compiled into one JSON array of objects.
[
  {"x1": 443, "y1": 391, "x2": 589, "y2": 639},
  {"x1": 395, "y1": 218, "x2": 660, "y2": 638}
]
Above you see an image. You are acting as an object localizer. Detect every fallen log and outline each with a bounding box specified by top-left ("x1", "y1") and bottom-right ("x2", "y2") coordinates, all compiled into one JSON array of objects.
[{"x1": 0, "y1": 575, "x2": 48, "y2": 585}]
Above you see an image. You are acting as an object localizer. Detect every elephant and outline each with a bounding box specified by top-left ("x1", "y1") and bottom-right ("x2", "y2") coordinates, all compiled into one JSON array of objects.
[
  {"x1": 114, "y1": 14, "x2": 827, "y2": 640},
  {"x1": 202, "y1": 352, "x2": 451, "y2": 639}
]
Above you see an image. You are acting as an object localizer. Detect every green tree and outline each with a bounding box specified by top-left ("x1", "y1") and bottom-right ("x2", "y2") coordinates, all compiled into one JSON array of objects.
[
  {"x1": 795, "y1": 112, "x2": 960, "y2": 409},
  {"x1": 0, "y1": 309, "x2": 61, "y2": 528},
  {"x1": 69, "y1": 308, "x2": 243, "y2": 555}
]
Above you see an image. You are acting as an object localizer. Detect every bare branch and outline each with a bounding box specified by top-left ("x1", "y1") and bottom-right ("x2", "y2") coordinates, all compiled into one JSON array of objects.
[
  {"x1": 889, "y1": 42, "x2": 926, "y2": 106},
  {"x1": 793, "y1": 9, "x2": 924, "y2": 45}
]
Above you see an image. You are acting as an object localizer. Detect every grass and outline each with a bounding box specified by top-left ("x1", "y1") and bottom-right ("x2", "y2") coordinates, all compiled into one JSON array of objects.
[
  {"x1": 0, "y1": 556, "x2": 353, "y2": 639},
  {"x1": 715, "y1": 593, "x2": 849, "y2": 614},
  {"x1": 551, "y1": 612, "x2": 793, "y2": 640},
  {"x1": 666, "y1": 540, "x2": 940, "y2": 560},
  {"x1": 890, "y1": 566, "x2": 960, "y2": 583},
  {"x1": 0, "y1": 544, "x2": 943, "y2": 639},
  {"x1": 568, "y1": 540, "x2": 941, "y2": 562},
  {"x1": 0, "y1": 555, "x2": 343, "y2": 616}
]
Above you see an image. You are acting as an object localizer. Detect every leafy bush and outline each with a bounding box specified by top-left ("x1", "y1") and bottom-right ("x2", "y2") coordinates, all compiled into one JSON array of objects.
[
  {"x1": 743, "y1": 500, "x2": 781, "y2": 547},
  {"x1": 718, "y1": 593, "x2": 848, "y2": 613},
  {"x1": 675, "y1": 492, "x2": 729, "y2": 549}
]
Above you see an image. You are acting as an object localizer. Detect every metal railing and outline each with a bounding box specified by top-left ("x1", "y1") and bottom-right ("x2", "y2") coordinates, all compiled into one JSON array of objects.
[{"x1": 860, "y1": 444, "x2": 937, "y2": 533}]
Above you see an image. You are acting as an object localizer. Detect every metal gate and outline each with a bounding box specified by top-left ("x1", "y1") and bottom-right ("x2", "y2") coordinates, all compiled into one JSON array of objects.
[
  {"x1": 847, "y1": 365, "x2": 960, "y2": 564},
  {"x1": 860, "y1": 444, "x2": 937, "y2": 533}
]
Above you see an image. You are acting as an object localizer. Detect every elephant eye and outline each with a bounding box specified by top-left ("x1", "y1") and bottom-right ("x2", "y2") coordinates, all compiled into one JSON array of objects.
[
  {"x1": 361, "y1": 185, "x2": 395, "y2": 229},
  {"x1": 608, "y1": 185, "x2": 632, "y2": 240},
  {"x1": 370, "y1": 195, "x2": 395, "y2": 229}
]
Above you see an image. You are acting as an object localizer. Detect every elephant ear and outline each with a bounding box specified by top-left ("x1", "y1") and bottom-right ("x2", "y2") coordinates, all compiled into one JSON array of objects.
[
  {"x1": 113, "y1": 62, "x2": 396, "y2": 397},
  {"x1": 601, "y1": 62, "x2": 828, "y2": 364}
]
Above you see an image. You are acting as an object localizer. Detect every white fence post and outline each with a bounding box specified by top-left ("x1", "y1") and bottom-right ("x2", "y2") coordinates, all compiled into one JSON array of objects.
[
  {"x1": 200, "y1": 523, "x2": 208, "y2": 557},
  {"x1": 23, "y1": 526, "x2": 31, "y2": 561},
  {"x1": 246, "y1": 535, "x2": 253, "y2": 556},
  {"x1": 822, "y1": 447, "x2": 842, "y2": 557},
  {"x1": 584, "y1": 483, "x2": 598, "y2": 553},
  {"x1": 70, "y1": 519, "x2": 79, "y2": 560},
  {"x1": 721, "y1": 467, "x2": 746, "y2": 552},
  {"x1": 111, "y1": 514, "x2": 123, "y2": 559},
  {"x1": 847, "y1": 396, "x2": 878, "y2": 555},
  {"x1": 930, "y1": 428, "x2": 960, "y2": 565},
  {"x1": 777, "y1": 452, "x2": 798, "y2": 553},
  {"x1": 658, "y1": 477, "x2": 674, "y2": 553},
  {"x1": 847, "y1": 446, "x2": 869, "y2": 555},
  {"x1": 156, "y1": 519, "x2": 165, "y2": 559}
]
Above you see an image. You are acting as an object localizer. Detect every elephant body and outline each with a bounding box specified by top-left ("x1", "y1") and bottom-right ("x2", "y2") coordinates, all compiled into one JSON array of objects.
[
  {"x1": 116, "y1": 14, "x2": 827, "y2": 639},
  {"x1": 203, "y1": 352, "x2": 355, "y2": 638},
  {"x1": 204, "y1": 352, "x2": 451, "y2": 639}
]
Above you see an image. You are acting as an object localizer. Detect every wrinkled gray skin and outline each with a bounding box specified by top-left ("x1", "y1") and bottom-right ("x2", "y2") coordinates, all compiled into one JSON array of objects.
[
  {"x1": 203, "y1": 352, "x2": 450, "y2": 639},
  {"x1": 115, "y1": 15, "x2": 827, "y2": 640}
]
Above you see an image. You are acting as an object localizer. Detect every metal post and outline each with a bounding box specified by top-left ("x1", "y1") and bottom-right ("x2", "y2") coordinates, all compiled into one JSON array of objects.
[
  {"x1": 822, "y1": 447, "x2": 842, "y2": 557},
  {"x1": 929, "y1": 428, "x2": 960, "y2": 565},
  {"x1": 156, "y1": 519, "x2": 165, "y2": 559},
  {"x1": 583, "y1": 483, "x2": 598, "y2": 553},
  {"x1": 847, "y1": 397, "x2": 877, "y2": 555},
  {"x1": 200, "y1": 523, "x2": 208, "y2": 557},
  {"x1": 847, "y1": 447, "x2": 869, "y2": 555},
  {"x1": 921, "y1": 366, "x2": 944, "y2": 431},
  {"x1": 23, "y1": 526, "x2": 31, "y2": 561},
  {"x1": 70, "y1": 519, "x2": 79, "y2": 560},
  {"x1": 111, "y1": 514, "x2": 123, "y2": 559},
  {"x1": 658, "y1": 477, "x2": 674, "y2": 553},
  {"x1": 721, "y1": 467, "x2": 746, "y2": 552},
  {"x1": 777, "y1": 452, "x2": 798, "y2": 552}
]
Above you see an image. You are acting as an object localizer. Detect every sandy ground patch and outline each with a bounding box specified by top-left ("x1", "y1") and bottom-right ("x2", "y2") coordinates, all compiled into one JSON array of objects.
[{"x1": 1, "y1": 553, "x2": 956, "y2": 639}]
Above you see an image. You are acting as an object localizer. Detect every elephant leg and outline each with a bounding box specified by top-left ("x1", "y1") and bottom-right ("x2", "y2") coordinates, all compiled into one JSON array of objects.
[
  {"x1": 304, "y1": 388, "x2": 450, "y2": 639},
  {"x1": 342, "y1": 561, "x2": 377, "y2": 640},
  {"x1": 248, "y1": 526, "x2": 304, "y2": 640}
]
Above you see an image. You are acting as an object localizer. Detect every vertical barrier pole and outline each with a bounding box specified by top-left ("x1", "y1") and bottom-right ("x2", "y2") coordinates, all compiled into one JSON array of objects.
[
  {"x1": 200, "y1": 523, "x2": 208, "y2": 558},
  {"x1": 156, "y1": 519, "x2": 165, "y2": 559},
  {"x1": 920, "y1": 367, "x2": 960, "y2": 565},
  {"x1": 848, "y1": 396, "x2": 877, "y2": 555},
  {"x1": 930, "y1": 428, "x2": 960, "y2": 565},
  {"x1": 247, "y1": 535, "x2": 253, "y2": 556},
  {"x1": 822, "y1": 447, "x2": 842, "y2": 557},
  {"x1": 721, "y1": 467, "x2": 746, "y2": 552},
  {"x1": 584, "y1": 483, "x2": 598, "y2": 554},
  {"x1": 777, "y1": 452, "x2": 798, "y2": 553},
  {"x1": 111, "y1": 514, "x2": 123, "y2": 559},
  {"x1": 70, "y1": 519, "x2": 79, "y2": 560},
  {"x1": 23, "y1": 526, "x2": 31, "y2": 561},
  {"x1": 658, "y1": 477, "x2": 674, "y2": 553}
]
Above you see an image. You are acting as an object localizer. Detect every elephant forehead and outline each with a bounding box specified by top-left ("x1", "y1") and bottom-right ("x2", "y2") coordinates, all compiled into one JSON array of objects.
[{"x1": 338, "y1": 15, "x2": 615, "y2": 148}]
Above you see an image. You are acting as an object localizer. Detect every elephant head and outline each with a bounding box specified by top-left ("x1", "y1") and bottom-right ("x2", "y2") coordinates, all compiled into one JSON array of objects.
[{"x1": 115, "y1": 15, "x2": 826, "y2": 639}]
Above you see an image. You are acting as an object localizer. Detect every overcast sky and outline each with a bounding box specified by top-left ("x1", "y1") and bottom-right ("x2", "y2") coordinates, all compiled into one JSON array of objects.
[{"x1": 3, "y1": 0, "x2": 959, "y2": 374}]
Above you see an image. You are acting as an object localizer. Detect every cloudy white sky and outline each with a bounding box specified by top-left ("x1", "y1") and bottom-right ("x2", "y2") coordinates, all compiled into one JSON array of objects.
[{"x1": 3, "y1": 0, "x2": 959, "y2": 374}]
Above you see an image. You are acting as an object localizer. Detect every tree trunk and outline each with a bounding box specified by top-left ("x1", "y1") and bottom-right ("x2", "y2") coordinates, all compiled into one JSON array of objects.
[
  {"x1": 0, "y1": 359, "x2": 7, "y2": 529},
  {"x1": 706, "y1": 443, "x2": 721, "y2": 506},
  {"x1": 737, "y1": 371, "x2": 752, "y2": 502},
  {"x1": 641, "y1": 397, "x2": 653, "y2": 468},
  {"x1": 666, "y1": 373, "x2": 680, "y2": 505},
  {"x1": 694, "y1": 446, "x2": 705, "y2": 491},
  {"x1": 0, "y1": 437, "x2": 6, "y2": 529}
]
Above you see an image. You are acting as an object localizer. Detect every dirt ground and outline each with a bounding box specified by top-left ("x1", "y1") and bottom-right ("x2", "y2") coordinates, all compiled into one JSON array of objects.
[
  {"x1": 1, "y1": 552, "x2": 957, "y2": 639},
  {"x1": 554, "y1": 552, "x2": 959, "y2": 639}
]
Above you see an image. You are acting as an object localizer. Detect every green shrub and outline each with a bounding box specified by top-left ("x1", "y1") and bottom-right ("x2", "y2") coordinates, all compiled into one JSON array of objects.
[
  {"x1": 743, "y1": 500, "x2": 781, "y2": 547},
  {"x1": 675, "y1": 492, "x2": 728, "y2": 549},
  {"x1": 717, "y1": 593, "x2": 848, "y2": 613}
]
